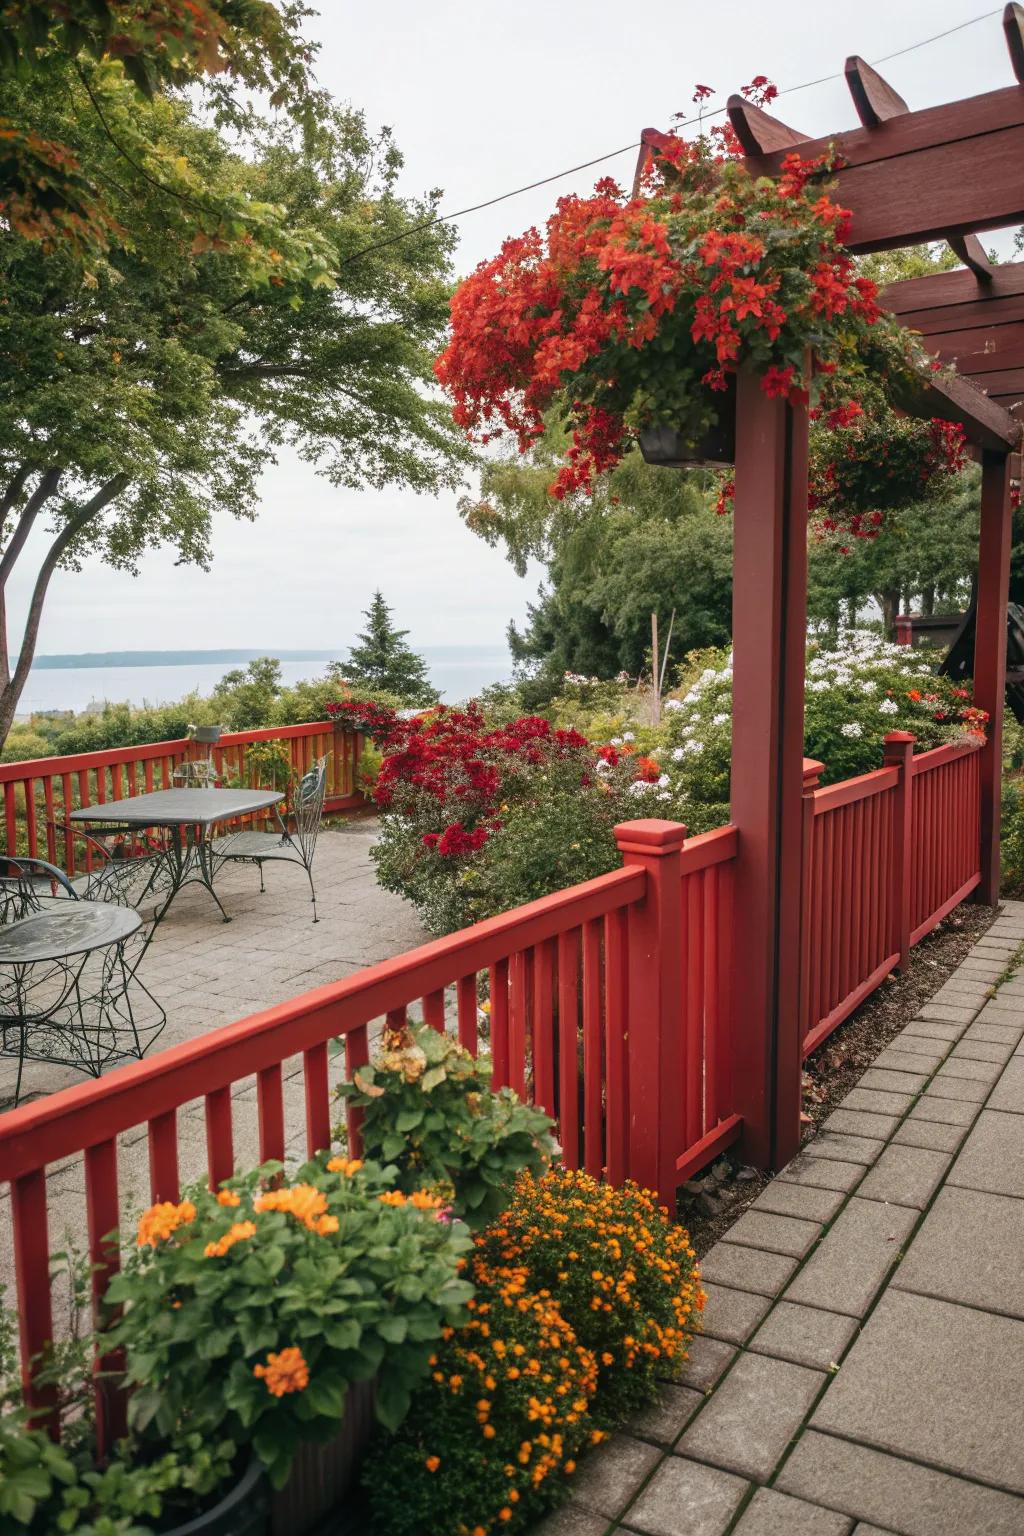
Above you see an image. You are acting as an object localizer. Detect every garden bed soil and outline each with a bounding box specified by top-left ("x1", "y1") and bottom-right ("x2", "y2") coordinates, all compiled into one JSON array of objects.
[{"x1": 678, "y1": 899, "x2": 999, "y2": 1258}]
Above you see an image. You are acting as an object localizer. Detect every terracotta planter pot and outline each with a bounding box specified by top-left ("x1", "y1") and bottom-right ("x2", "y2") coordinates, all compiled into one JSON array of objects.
[
  {"x1": 269, "y1": 1378, "x2": 376, "y2": 1536},
  {"x1": 165, "y1": 1457, "x2": 269, "y2": 1536},
  {"x1": 639, "y1": 379, "x2": 737, "y2": 470}
]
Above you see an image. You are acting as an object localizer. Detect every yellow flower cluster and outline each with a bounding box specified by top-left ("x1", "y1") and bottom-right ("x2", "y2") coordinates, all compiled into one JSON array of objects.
[
  {"x1": 254, "y1": 1182, "x2": 339, "y2": 1236},
  {"x1": 204, "y1": 1220, "x2": 257, "y2": 1258},
  {"x1": 136, "y1": 1199, "x2": 196, "y2": 1248}
]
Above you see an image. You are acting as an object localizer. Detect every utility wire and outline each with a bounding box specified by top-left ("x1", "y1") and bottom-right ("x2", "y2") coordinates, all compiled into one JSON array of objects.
[{"x1": 337, "y1": 4, "x2": 1003, "y2": 269}]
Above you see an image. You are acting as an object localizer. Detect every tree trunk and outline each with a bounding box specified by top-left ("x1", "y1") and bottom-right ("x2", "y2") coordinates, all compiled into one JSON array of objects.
[
  {"x1": 877, "y1": 589, "x2": 901, "y2": 640},
  {"x1": 0, "y1": 474, "x2": 128, "y2": 752},
  {"x1": 921, "y1": 584, "x2": 935, "y2": 616}
]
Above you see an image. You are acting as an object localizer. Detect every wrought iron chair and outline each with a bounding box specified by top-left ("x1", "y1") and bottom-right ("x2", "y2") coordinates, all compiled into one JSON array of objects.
[
  {"x1": 46, "y1": 822, "x2": 172, "y2": 915},
  {"x1": 211, "y1": 754, "x2": 329, "y2": 921},
  {"x1": 0, "y1": 853, "x2": 166, "y2": 1104}
]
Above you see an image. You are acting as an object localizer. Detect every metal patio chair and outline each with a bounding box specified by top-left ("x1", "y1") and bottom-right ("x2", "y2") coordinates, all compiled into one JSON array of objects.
[
  {"x1": 0, "y1": 854, "x2": 166, "y2": 1104},
  {"x1": 172, "y1": 756, "x2": 219, "y2": 788},
  {"x1": 211, "y1": 754, "x2": 329, "y2": 921},
  {"x1": 46, "y1": 822, "x2": 172, "y2": 915}
]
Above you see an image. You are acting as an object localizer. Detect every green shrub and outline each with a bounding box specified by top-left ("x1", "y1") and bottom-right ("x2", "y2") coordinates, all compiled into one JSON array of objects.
[
  {"x1": 476, "y1": 1169, "x2": 705, "y2": 1425},
  {"x1": 337, "y1": 1023, "x2": 557, "y2": 1228},
  {"x1": 365, "y1": 1251, "x2": 599, "y2": 1536}
]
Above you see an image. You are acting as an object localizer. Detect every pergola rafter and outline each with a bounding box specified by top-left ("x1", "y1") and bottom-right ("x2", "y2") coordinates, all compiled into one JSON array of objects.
[{"x1": 637, "y1": 5, "x2": 1024, "y2": 1169}]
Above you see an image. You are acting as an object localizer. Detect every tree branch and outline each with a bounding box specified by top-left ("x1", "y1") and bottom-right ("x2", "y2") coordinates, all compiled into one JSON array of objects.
[
  {"x1": 0, "y1": 465, "x2": 31, "y2": 524},
  {"x1": 0, "y1": 466, "x2": 63, "y2": 587},
  {"x1": 6, "y1": 474, "x2": 128, "y2": 711}
]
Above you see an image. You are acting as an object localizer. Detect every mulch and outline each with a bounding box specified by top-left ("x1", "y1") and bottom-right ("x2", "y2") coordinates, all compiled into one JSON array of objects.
[{"x1": 679, "y1": 899, "x2": 999, "y2": 1258}]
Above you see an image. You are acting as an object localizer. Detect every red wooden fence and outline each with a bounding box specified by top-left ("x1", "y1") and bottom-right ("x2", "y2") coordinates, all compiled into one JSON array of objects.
[
  {"x1": 0, "y1": 722, "x2": 367, "y2": 870},
  {"x1": 0, "y1": 818, "x2": 739, "y2": 1435},
  {"x1": 799, "y1": 733, "x2": 982, "y2": 1057},
  {"x1": 0, "y1": 728, "x2": 986, "y2": 1433}
]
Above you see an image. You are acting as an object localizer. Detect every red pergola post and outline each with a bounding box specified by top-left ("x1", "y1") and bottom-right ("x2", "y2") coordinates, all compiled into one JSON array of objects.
[
  {"x1": 730, "y1": 368, "x2": 810, "y2": 1170},
  {"x1": 975, "y1": 449, "x2": 1013, "y2": 905}
]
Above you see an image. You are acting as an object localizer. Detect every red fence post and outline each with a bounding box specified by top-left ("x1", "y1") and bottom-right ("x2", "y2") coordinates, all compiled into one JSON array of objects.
[
  {"x1": 975, "y1": 450, "x2": 1013, "y2": 905},
  {"x1": 884, "y1": 731, "x2": 915, "y2": 971},
  {"x1": 614, "y1": 818, "x2": 686, "y2": 1208},
  {"x1": 894, "y1": 615, "x2": 913, "y2": 647},
  {"x1": 795, "y1": 758, "x2": 824, "y2": 1075},
  {"x1": 730, "y1": 368, "x2": 810, "y2": 1171}
]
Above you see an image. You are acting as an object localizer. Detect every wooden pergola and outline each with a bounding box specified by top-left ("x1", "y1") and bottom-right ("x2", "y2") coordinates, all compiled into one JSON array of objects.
[{"x1": 639, "y1": 5, "x2": 1024, "y2": 1168}]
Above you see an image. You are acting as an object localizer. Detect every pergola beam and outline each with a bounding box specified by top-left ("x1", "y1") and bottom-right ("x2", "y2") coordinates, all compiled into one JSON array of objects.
[{"x1": 744, "y1": 85, "x2": 1024, "y2": 251}]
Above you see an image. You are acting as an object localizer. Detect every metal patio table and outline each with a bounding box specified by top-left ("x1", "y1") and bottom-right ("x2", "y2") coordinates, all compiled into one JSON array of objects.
[
  {"x1": 0, "y1": 903, "x2": 166, "y2": 1104},
  {"x1": 69, "y1": 787, "x2": 284, "y2": 926}
]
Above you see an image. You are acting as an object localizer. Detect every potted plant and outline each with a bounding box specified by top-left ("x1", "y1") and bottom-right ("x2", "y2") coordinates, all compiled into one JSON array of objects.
[
  {"x1": 1, "y1": 1157, "x2": 473, "y2": 1535},
  {"x1": 434, "y1": 80, "x2": 932, "y2": 496},
  {"x1": 193, "y1": 724, "x2": 223, "y2": 745}
]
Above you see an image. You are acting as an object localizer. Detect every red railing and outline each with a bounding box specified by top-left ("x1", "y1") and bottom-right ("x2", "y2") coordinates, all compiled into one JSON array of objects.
[
  {"x1": 0, "y1": 722, "x2": 367, "y2": 869},
  {"x1": 800, "y1": 733, "x2": 982, "y2": 1057},
  {"x1": 0, "y1": 817, "x2": 740, "y2": 1437}
]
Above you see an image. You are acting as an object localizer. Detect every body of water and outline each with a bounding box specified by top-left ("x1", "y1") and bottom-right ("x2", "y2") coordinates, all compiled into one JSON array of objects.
[{"x1": 16, "y1": 646, "x2": 514, "y2": 718}]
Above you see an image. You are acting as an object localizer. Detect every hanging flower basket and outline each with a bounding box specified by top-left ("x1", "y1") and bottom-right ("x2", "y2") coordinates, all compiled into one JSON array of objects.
[
  {"x1": 433, "y1": 79, "x2": 931, "y2": 501},
  {"x1": 639, "y1": 377, "x2": 737, "y2": 469}
]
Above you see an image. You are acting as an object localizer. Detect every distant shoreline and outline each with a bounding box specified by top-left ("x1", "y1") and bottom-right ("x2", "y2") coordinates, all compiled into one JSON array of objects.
[{"x1": 27, "y1": 649, "x2": 339, "y2": 671}]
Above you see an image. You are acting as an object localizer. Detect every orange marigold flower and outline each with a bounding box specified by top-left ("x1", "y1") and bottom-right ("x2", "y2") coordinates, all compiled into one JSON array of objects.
[
  {"x1": 216, "y1": 1189, "x2": 241, "y2": 1207},
  {"x1": 378, "y1": 1190, "x2": 408, "y2": 1207},
  {"x1": 253, "y1": 1346, "x2": 309, "y2": 1397},
  {"x1": 425, "y1": 1455, "x2": 441, "y2": 1472},
  {"x1": 204, "y1": 1220, "x2": 257, "y2": 1258},
  {"x1": 409, "y1": 1190, "x2": 443, "y2": 1211},
  {"x1": 327, "y1": 1156, "x2": 363, "y2": 1175},
  {"x1": 137, "y1": 1199, "x2": 196, "y2": 1248},
  {"x1": 499, "y1": 1509, "x2": 513, "y2": 1523}
]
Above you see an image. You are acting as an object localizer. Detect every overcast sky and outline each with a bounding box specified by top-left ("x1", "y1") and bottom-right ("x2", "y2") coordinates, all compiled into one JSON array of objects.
[{"x1": 10, "y1": 0, "x2": 1017, "y2": 659}]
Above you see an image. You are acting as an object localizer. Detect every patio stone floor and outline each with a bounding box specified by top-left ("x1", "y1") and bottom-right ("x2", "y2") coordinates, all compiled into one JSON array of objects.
[
  {"x1": 537, "y1": 900, "x2": 1024, "y2": 1536},
  {"x1": 0, "y1": 822, "x2": 426, "y2": 1299}
]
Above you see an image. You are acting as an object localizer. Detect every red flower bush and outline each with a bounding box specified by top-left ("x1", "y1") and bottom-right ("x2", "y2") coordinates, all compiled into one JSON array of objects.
[{"x1": 434, "y1": 87, "x2": 906, "y2": 499}]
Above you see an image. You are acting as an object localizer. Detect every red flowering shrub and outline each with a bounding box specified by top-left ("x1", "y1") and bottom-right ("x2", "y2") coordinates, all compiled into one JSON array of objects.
[{"x1": 434, "y1": 82, "x2": 917, "y2": 499}]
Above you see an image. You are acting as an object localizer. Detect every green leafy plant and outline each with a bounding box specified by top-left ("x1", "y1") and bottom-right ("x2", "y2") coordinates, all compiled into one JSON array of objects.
[
  {"x1": 476, "y1": 1168, "x2": 705, "y2": 1425},
  {"x1": 365, "y1": 1249, "x2": 600, "y2": 1536},
  {"x1": 104, "y1": 1155, "x2": 474, "y2": 1490},
  {"x1": 337, "y1": 1022, "x2": 558, "y2": 1228}
]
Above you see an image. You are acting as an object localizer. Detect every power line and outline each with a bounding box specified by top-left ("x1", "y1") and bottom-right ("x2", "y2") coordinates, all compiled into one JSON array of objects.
[{"x1": 337, "y1": 4, "x2": 1003, "y2": 271}]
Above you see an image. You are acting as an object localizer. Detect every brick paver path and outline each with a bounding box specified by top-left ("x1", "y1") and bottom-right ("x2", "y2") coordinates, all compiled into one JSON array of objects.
[{"x1": 540, "y1": 903, "x2": 1024, "y2": 1536}]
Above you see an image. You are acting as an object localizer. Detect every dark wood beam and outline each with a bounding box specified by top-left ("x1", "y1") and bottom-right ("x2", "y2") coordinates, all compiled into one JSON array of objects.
[
  {"x1": 1006, "y1": 2, "x2": 1024, "y2": 84},
  {"x1": 948, "y1": 234, "x2": 996, "y2": 281},
  {"x1": 726, "y1": 96, "x2": 808, "y2": 155},
  {"x1": 845, "y1": 55, "x2": 908, "y2": 126},
  {"x1": 892, "y1": 365, "x2": 1022, "y2": 451},
  {"x1": 917, "y1": 322, "x2": 1024, "y2": 370},
  {"x1": 744, "y1": 86, "x2": 1024, "y2": 251},
  {"x1": 881, "y1": 261, "x2": 1024, "y2": 335}
]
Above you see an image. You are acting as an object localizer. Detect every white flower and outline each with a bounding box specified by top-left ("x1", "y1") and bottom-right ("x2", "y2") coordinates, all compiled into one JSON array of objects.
[
  {"x1": 595, "y1": 760, "x2": 611, "y2": 774},
  {"x1": 623, "y1": 731, "x2": 635, "y2": 742},
  {"x1": 833, "y1": 669, "x2": 853, "y2": 685},
  {"x1": 657, "y1": 774, "x2": 671, "y2": 788},
  {"x1": 859, "y1": 680, "x2": 877, "y2": 694},
  {"x1": 840, "y1": 722, "x2": 863, "y2": 738},
  {"x1": 658, "y1": 791, "x2": 672, "y2": 802},
  {"x1": 712, "y1": 712, "x2": 729, "y2": 726},
  {"x1": 879, "y1": 698, "x2": 899, "y2": 715},
  {"x1": 610, "y1": 736, "x2": 623, "y2": 746},
  {"x1": 627, "y1": 779, "x2": 651, "y2": 797},
  {"x1": 808, "y1": 680, "x2": 829, "y2": 693},
  {"x1": 684, "y1": 740, "x2": 704, "y2": 756},
  {"x1": 700, "y1": 668, "x2": 717, "y2": 684},
  {"x1": 672, "y1": 747, "x2": 685, "y2": 762},
  {"x1": 664, "y1": 698, "x2": 683, "y2": 712}
]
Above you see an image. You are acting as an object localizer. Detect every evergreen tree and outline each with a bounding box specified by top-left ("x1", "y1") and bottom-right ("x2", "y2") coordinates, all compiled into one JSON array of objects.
[{"x1": 344, "y1": 593, "x2": 439, "y2": 706}]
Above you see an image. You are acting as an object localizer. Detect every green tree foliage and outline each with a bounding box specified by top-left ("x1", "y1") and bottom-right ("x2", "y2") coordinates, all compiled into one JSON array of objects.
[
  {"x1": 343, "y1": 592, "x2": 439, "y2": 706},
  {"x1": 0, "y1": 1, "x2": 321, "y2": 253},
  {"x1": 0, "y1": 63, "x2": 465, "y2": 748},
  {"x1": 462, "y1": 433, "x2": 732, "y2": 694},
  {"x1": 808, "y1": 467, "x2": 980, "y2": 635}
]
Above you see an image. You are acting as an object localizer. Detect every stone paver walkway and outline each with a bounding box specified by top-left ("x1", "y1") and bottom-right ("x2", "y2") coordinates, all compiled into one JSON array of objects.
[
  {"x1": 0, "y1": 823, "x2": 426, "y2": 1300},
  {"x1": 541, "y1": 902, "x2": 1024, "y2": 1536}
]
